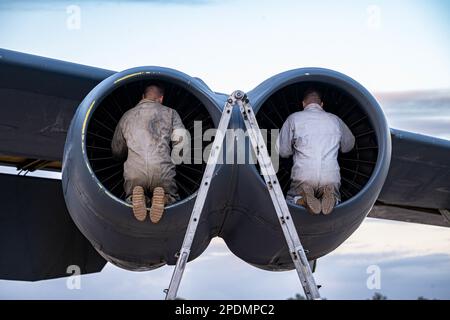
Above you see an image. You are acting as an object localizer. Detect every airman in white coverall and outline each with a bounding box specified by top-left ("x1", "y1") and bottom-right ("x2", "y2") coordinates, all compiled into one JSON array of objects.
[{"x1": 277, "y1": 89, "x2": 355, "y2": 215}]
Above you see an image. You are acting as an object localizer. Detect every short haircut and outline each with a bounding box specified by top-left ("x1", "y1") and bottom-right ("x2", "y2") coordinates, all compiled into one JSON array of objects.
[
  {"x1": 303, "y1": 88, "x2": 322, "y2": 104},
  {"x1": 144, "y1": 84, "x2": 165, "y2": 97}
]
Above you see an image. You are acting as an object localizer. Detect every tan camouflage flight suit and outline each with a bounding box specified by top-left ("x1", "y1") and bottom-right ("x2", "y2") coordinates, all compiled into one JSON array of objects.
[{"x1": 111, "y1": 99, "x2": 186, "y2": 204}]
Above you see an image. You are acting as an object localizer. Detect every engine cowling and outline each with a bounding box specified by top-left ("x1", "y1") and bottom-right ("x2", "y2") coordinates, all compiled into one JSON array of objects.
[
  {"x1": 219, "y1": 68, "x2": 392, "y2": 270},
  {"x1": 62, "y1": 67, "x2": 225, "y2": 270}
]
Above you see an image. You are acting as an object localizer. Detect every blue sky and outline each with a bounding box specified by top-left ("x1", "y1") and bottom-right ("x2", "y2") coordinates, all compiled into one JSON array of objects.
[
  {"x1": 0, "y1": 0, "x2": 449, "y2": 93},
  {"x1": 0, "y1": 0, "x2": 449, "y2": 300}
]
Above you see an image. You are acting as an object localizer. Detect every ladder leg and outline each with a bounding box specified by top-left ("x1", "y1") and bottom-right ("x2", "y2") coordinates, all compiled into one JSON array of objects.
[{"x1": 165, "y1": 98, "x2": 234, "y2": 300}]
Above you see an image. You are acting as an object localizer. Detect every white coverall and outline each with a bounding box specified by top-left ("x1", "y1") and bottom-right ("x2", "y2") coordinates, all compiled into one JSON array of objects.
[
  {"x1": 277, "y1": 103, "x2": 355, "y2": 203},
  {"x1": 111, "y1": 99, "x2": 187, "y2": 203}
]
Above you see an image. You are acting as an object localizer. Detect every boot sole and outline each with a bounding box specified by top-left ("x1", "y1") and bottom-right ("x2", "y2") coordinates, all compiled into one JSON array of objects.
[
  {"x1": 150, "y1": 187, "x2": 165, "y2": 224},
  {"x1": 321, "y1": 185, "x2": 335, "y2": 215},
  {"x1": 302, "y1": 184, "x2": 321, "y2": 215},
  {"x1": 132, "y1": 186, "x2": 147, "y2": 221}
]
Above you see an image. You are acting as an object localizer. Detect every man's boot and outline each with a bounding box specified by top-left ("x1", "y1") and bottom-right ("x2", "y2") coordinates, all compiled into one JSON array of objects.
[
  {"x1": 150, "y1": 187, "x2": 166, "y2": 224},
  {"x1": 321, "y1": 185, "x2": 336, "y2": 215},
  {"x1": 296, "y1": 184, "x2": 321, "y2": 214},
  {"x1": 132, "y1": 186, "x2": 148, "y2": 221}
]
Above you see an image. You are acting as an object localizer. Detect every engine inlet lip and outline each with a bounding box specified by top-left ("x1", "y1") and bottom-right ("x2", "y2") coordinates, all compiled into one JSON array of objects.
[
  {"x1": 78, "y1": 66, "x2": 222, "y2": 208},
  {"x1": 248, "y1": 67, "x2": 392, "y2": 211}
]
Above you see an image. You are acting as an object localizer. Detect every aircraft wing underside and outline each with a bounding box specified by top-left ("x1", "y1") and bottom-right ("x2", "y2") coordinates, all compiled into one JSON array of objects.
[{"x1": 373, "y1": 129, "x2": 450, "y2": 227}]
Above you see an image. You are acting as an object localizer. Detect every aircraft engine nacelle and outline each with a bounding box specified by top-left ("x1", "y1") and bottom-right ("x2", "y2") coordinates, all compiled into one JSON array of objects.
[
  {"x1": 218, "y1": 68, "x2": 392, "y2": 270},
  {"x1": 62, "y1": 67, "x2": 226, "y2": 270}
]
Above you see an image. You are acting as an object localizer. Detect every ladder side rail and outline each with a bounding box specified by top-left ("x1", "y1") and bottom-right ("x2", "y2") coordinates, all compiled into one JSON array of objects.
[{"x1": 165, "y1": 101, "x2": 234, "y2": 300}]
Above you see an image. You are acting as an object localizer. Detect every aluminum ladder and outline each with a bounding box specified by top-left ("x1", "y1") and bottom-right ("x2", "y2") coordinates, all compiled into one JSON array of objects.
[{"x1": 165, "y1": 90, "x2": 321, "y2": 300}]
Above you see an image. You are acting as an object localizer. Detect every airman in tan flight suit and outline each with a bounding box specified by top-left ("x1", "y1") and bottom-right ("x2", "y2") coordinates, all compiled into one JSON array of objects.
[{"x1": 112, "y1": 85, "x2": 187, "y2": 223}]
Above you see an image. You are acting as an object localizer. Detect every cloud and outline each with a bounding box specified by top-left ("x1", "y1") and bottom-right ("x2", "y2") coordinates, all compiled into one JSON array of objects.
[
  {"x1": 375, "y1": 89, "x2": 450, "y2": 140},
  {"x1": 334, "y1": 218, "x2": 450, "y2": 259},
  {"x1": 318, "y1": 252, "x2": 450, "y2": 300},
  {"x1": 1, "y1": 222, "x2": 449, "y2": 300}
]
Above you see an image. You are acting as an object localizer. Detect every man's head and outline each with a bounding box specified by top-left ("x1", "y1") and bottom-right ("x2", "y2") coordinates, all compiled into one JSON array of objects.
[
  {"x1": 302, "y1": 89, "x2": 323, "y2": 109},
  {"x1": 143, "y1": 84, "x2": 165, "y2": 103}
]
